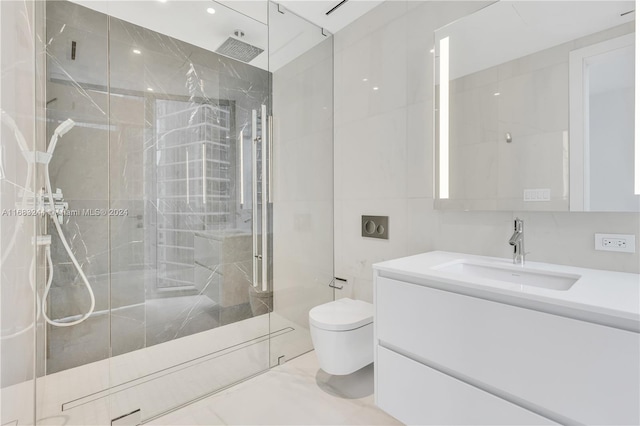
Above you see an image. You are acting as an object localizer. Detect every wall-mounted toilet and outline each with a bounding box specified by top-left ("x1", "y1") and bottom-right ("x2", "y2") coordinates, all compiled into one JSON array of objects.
[{"x1": 309, "y1": 298, "x2": 374, "y2": 375}]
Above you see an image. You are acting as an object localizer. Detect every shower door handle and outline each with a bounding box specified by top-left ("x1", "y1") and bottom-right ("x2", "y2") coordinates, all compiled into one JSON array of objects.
[
  {"x1": 251, "y1": 106, "x2": 270, "y2": 292},
  {"x1": 260, "y1": 105, "x2": 268, "y2": 292},
  {"x1": 251, "y1": 109, "x2": 259, "y2": 288}
]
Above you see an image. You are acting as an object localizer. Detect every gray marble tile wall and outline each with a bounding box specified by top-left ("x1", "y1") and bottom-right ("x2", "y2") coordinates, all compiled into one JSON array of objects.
[
  {"x1": 44, "y1": 0, "x2": 269, "y2": 373},
  {"x1": 45, "y1": 0, "x2": 111, "y2": 373}
]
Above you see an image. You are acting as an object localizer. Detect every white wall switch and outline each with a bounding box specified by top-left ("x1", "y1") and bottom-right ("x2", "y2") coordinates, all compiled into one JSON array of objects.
[
  {"x1": 594, "y1": 233, "x2": 636, "y2": 253},
  {"x1": 523, "y1": 188, "x2": 551, "y2": 202}
]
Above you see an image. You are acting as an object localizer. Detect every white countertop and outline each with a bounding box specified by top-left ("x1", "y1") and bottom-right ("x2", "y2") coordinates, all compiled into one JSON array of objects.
[{"x1": 373, "y1": 251, "x2": 640, "y2": 332}]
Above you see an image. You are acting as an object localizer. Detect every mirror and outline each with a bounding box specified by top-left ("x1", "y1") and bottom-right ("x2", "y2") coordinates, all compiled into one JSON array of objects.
[{"x1": 434, "y1": 1, "x2": 637, "y2": 212}]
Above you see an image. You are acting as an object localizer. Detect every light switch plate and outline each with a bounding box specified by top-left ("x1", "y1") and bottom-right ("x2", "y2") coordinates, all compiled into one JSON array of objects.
[
  {"x1": 523, "y1": 188, "x2": 551, "y2": 202},
  {"x1": 594, "y1": 233, "x2": 636, "y2": 253}
]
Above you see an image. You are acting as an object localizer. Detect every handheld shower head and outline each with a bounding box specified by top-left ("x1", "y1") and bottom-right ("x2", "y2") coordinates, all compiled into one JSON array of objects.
[
  {"x1": 46, "y1": 119, "x2": 76, "y2": 157},
  {"x1": 55, "y1": 118, "x2": 75, "y2": 137}
]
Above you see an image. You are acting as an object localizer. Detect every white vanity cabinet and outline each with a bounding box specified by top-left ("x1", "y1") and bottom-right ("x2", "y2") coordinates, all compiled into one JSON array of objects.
[{"x1": 373, "y1": 252, "x2": 640, "y2": 426}]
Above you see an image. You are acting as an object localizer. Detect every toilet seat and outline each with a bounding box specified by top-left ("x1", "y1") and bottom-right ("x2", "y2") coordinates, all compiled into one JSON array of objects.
[{"x1": 309, "y1": 298, "x2": 373, "y2": 331}]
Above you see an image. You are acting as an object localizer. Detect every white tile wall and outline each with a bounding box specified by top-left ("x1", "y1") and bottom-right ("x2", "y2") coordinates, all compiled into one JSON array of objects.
[{"x1": 334, "y1": 1, "x2": 640, "y2": 303}]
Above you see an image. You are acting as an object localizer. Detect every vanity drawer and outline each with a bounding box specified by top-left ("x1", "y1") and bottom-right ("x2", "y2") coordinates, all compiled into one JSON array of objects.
[
  {"x1": 376, "y1": 276, "x2": 640, "y2": 425},
  {"x1": 376, "y1": 346, "x2": 557, "y2": 425}
]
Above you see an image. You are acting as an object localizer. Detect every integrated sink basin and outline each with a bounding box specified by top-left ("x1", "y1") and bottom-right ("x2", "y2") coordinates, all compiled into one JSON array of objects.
[{"x1": 435, "y1": 261, "x2": 581, "y2": 291}]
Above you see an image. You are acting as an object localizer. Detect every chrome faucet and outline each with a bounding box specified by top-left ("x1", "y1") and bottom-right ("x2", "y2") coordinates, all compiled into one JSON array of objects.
[{"x1": 509, "y1": 218, "x2": 525, "y2": 266}]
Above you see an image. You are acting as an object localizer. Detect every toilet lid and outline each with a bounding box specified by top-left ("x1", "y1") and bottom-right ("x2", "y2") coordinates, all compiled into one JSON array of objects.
[{"x1": 309, "y1": 298, "x2": 373, "y2": 331}]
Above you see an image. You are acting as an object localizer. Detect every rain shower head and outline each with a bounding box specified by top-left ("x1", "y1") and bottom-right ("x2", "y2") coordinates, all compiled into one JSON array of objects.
[{"x1": 215, "y1": 37, "x2": 264, "y2": 63}]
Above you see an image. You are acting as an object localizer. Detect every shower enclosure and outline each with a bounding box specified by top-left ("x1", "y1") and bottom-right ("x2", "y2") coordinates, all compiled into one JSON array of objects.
[{"x1": 0, "y1": 1, "x2": 334, "y2": 424}]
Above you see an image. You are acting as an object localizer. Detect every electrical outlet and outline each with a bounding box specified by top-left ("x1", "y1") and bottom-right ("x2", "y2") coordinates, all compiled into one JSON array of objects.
[{"x1": 595, "y1": 233, "x2": 636, "y2": 253}]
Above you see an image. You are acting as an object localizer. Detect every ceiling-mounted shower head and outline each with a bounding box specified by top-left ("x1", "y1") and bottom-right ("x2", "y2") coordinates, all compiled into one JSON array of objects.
[{"x1": 215, "y1": 37, "x2": 264, "y2": 63}]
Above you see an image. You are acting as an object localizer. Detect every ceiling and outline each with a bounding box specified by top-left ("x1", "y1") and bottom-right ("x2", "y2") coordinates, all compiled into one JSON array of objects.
[
  {"x1": 217, "y1": 0, "x2": 384, "y2": 33},
  {"x1": 277, "y1": 1, "x2": 384, "y2": 34},
  {"x1": 72, "y1": 0, "x2": 381, "y2": 71}
]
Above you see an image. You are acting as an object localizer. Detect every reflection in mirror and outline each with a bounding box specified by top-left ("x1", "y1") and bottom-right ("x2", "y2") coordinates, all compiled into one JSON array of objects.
[
  {"x1": 570, "y1": 34, "x2": 639, "y2": 212},
  {"x1": 434, "y1": 1, "x2": 635, "y2": 212}
]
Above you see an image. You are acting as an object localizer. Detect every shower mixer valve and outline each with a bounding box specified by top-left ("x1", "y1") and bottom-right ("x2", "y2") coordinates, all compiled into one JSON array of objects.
[{"x1": 39, "y1": 187, "x2": 69, "y2": 223}]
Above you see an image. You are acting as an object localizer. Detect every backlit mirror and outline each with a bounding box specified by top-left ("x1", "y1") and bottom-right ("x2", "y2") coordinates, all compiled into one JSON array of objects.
[{"x1": 434, "y1": 1, "x2": 637, "y2": 212}]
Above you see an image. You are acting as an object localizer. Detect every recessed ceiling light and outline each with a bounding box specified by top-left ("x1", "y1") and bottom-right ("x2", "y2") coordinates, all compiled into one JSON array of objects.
[
  {"x1": 373, "y1": 87, "x2": 379, "y2": 91},
  {"x1": 430, "y1": 48, "x2": 435, "y2": 53},
  {"x1": 362, "y1": 78, "x2": 368, "y2": 82},
  {"x1": 132, "y1": 49, "x2": 141, "y2": 55},
  {"x1": 207, "y1": 7, "x2": 216, "y2": 14},
  {"x1": 147, "y1": 87, "x2": 154, "y2": 92},
  {"x1": 493, "y1": 92, "x2": 501, "y2": 96}
]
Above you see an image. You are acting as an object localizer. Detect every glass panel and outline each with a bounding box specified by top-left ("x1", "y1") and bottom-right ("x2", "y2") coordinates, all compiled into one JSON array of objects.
[
  {"x1": 269, "y1": 2, "x2": 335, "y2": 365},
  {"x1": 1, "y1": 1, "x2": 41, "y2": 424},
  {"x1": 36, "y1": 1, "x2": 112, "y2": 424},
  {"x1": 28, "y1": 0, "x2": 275, "y2": 423},
  {"x1": 106, "y1": 1, "x2": 271, "y2": 422}
]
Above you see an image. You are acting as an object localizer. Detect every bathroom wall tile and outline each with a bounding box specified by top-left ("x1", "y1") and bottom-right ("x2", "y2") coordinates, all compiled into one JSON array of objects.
[
  {"x1": 274, "y1": 199, "x2": 334, "y2": 327},
  {"x1": 515, "y1": 212, "x2": 640, "y2": 273},
  {"x1": 335, "y1": 16, "x2": 407, "y2": 125},
  {"x1": 334, "y1": 0, "x2": 408, "y2": 53},
  {"x1": 273, "y1": 63, "x2": 332, "y2": 143},
  {"x1": 336, "y1": 107, "x2": 407, "y2": 200},
  {"x1": 335, "y1": 198, "x2": 408, "y2": 298},
  {"x1": 407, "y1": 102, "x2": 433, "y2": 199},
  {"x1": 434, "y1": 210, "x2": 514, "y2": 259},
  {"x1": 352, "y1": 278, "x2": 375, "y2": 304},
  {"x1": 407, "y1": 198, "x2": 439, "y2": 255},
  {"x1": 273, "y1": 130, "x2": 333, "y2": 202}
]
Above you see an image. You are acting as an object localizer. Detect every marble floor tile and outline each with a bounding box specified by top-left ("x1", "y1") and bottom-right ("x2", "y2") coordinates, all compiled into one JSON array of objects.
[{"x1": 149, "y1": 352, "x2": 402, "y2": 426}]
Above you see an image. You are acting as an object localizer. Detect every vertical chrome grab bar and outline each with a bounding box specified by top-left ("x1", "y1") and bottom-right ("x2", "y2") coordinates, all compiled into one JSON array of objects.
[
  {"x1": 251, "y1": 110, "x2": 259, "y2": 288},
  {"x1": 239, "y1": 130, "x2": 244, "y2": 208},
  {"x1": 202, "y1": 143, "x2": 206, "y2": 204},
  {"x1": 260, "y1": 105, "x2": 268, "y2": 292},
  {"x1": 185, "y1": 148, "x2": 190, "y2": 205},
  {"x1": 268, "y1": 115, "x2": 273, "y2": 204}
]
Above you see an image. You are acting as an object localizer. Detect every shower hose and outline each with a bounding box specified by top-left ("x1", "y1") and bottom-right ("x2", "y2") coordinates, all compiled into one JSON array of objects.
[
  {"x1": 41, "y1": 120, "x2": 96, "y2": 327},
  {"x1": 0, "y1": 116, "x2": 95, "y2": 338}
]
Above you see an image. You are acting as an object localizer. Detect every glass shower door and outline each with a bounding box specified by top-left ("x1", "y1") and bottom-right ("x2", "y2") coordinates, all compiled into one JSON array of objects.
[
  {"x1": 33, "y1": 0, "x2": 335, "y2": 423},
  {"x1": 269, "y1": 1, "x2": 336, "y2": 365},
  {"x1": 105, "y1": 1, "x2": 272, "y2": 422}
]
